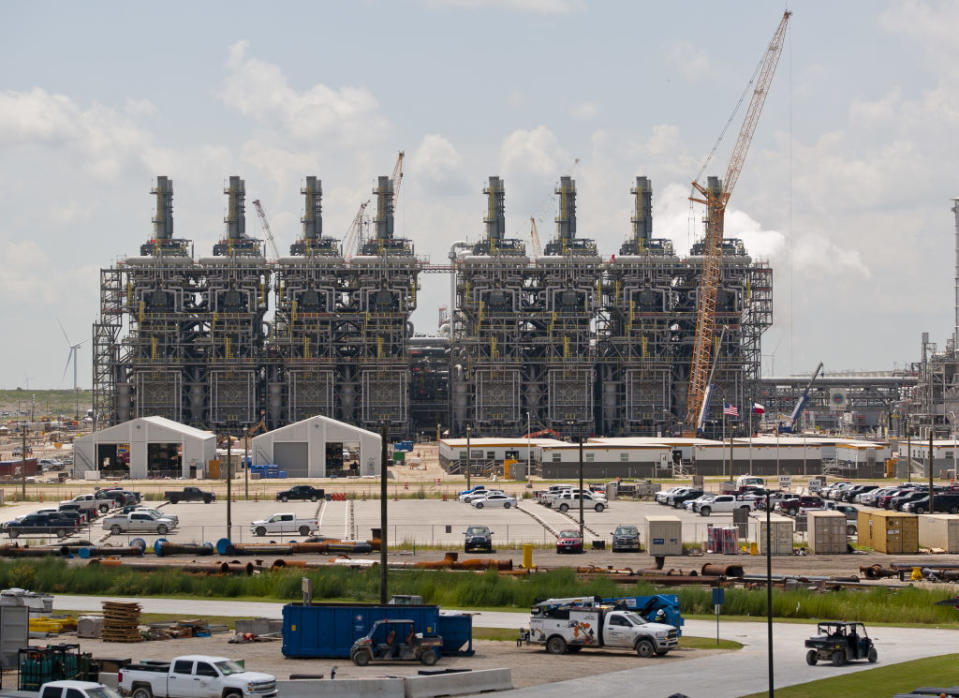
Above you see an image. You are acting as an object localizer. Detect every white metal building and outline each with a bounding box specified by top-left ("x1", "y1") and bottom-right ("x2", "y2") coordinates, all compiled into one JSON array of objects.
[
  {"x1": 251, "y1": 415, "x2": 381, "y2": 477},
  {"x1": 74, "y1": 416, "x2": 216, "y2": 479}
]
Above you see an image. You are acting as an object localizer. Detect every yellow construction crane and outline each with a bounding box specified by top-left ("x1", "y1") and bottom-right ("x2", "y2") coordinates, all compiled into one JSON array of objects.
[
  {"x1": 529, "y1": 216, "x2": 543, "y2": 259},
  {"x1": 251, "y1": 199, "x2": 281, "y2": 262},
  {"x1": 685, "y1": 10, "x2": 791, "y2": 434},
  {"x1": 341, "y1": 199, "x2": 370, "y2": 259}
]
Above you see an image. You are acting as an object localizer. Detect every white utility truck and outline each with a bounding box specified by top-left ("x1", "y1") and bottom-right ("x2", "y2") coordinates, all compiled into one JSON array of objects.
[
  {"x1": 118, "y1": 654, "x2": 277, "y2": 698},
  {"x1": 248, "y1": 513, "x2": 319, "y2": 537},
  {"x1": 526, "y1": 597, "x2": 678, "y2": 657}
]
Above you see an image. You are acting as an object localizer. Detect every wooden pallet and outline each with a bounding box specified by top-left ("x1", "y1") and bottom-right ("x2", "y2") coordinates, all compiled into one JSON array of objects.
[{"x1": 101, "y1": 601, "x2": 142, "y2": 643}]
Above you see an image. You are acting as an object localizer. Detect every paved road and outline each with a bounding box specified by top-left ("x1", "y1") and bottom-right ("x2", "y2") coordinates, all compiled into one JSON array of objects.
[{"x1": 53, "y1": 595, "x2": 956, "y2": 696}]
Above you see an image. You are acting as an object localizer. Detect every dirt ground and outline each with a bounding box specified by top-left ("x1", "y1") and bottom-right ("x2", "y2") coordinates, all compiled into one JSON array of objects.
[{"x1": 23, "y1": 632, "x2": 727, "y2": 689}]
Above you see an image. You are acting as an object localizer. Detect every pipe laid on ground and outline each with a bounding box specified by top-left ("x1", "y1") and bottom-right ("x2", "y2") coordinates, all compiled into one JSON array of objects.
[
  {"x1": 155, "y1": 540, "x2": 215, "y2": 557},
  {"x1": 0, "y1": 545, "x2": 62, "y2": 557},
  {"x1": 87, "y1": 559, "x2": 255, "y2": 575},
  {"x1": 77, "y1": 546, "x2": 146, "y2": 559},
  {"x1": 701, "y1": 563, "x2": 744, "y2": 578}
]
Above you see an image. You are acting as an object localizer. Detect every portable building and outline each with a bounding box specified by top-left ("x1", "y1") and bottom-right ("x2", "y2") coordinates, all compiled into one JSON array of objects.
[
  {"x1": 807, "y1": 510, "x2": 847, "y2": 554},
  {"x1": 752, "y1": 513, "x2": 794, "y2": 555},
  {"x1": 857, "y1": 510, "x2": 918, "y2": 554},
  {"x1": 918, "y1": 514, "x2": 959, "y2": 553},
  {"x1": 644, "y1": 515, "x2": 683, "y2": 556}
]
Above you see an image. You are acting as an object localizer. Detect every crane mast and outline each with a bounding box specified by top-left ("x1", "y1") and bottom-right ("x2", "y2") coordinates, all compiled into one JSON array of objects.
[
  {"x1": 341, "y1": 200, "x2": 370, "y2": 259},
  {"x1": 529, "y1": 216, "x2": 543, "y2": 259},
  {"x1": 251, "y1": 199, "x2": 280, "y2": 262},
  {"x1": 684, "y1": 10, "x2": 791, "y2": 434},
  {"x1": 391, "y1": 151, "x2": 405, "y2": 214}
]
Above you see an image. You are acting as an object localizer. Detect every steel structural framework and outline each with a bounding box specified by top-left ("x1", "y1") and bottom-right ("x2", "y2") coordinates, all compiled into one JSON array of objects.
[{"x1": 94, "y1": 175, "x2": 771, "y2": 438}]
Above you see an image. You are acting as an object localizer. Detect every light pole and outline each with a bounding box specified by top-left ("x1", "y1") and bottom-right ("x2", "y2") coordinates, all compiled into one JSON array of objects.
[
  {"x1": 906, "y1": 415, "x2": 912, "y2": 483},
  {"x1": 380, "y1": 424, "x2": 388, "y2": 603},
  {"x1": 225, "y1": 426, "x2": 233, "y2": 540},
  {"x1": 526, "y1": 412, "x2": 531, "y2": 482},
  {"x1": 578, "y1": 434, "x2": 584, "y2": 542},
  {"x1": 465, "y1": 424, "x2": 472, "y2": 490}
]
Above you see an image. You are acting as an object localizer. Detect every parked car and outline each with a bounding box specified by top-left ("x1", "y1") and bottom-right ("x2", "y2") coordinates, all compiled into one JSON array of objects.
[
  {"x1": 841, "y1": 484, "x2": 878, "y2": 502},
  {"x1": 656, "y1": 487, "x2": 684, "y2": 505},
  {"x1": 118, "y1": 654, "x2": 277, "y2": 698},
  {"x1": 878, "y1": 486, "x2": 918, "y2": 509},
  {"x1": 119, "y1": 505, "x2": 179, "y2": 526},
  {"x1": 860, "y1": 486, "x2": 899, "y2": 507},
  {"x1": 55, "y1": 504, "x2": 90, "y2": 525},
  {"x1": 777, "y1": 495, "x2": 823, "y2": 516},
  {"x1": 463, "y1": 525, "x2": 493, "y2": 552},
  {"x1": 471, "y1": 492, "x2": 516, "y2": 509},
  {"x1": 889, "y1": 489, "x2": 929, "y2": 511},
  {"x1": 666, "y1": 487, "x2": 702, "y2": 508},
  {"x1": 827, "y1": 483, "x2": 855, "y2": 501},
  {"x1": 556, "y1": 529, "x2": 584, "y2": 554},
  {"x1": 103, "y1": 511, "x2": 176, "y2": 535},
  {"x1": 275, "y1": 485, "x2": 325, "y2": 502},
  {"x1": 38, "y1": 680, "x2": 122, "y2": 698},
  {"x1": 458, "y1": 485, "x2": 488, "y2": 500},
  {"x1": 698, "y1": 494, "x2": 753, "y2": 517},
  {"x1": 610, "y1": 524, "x2": 641, "y2": 552},
  {"x1": 249, "y1": 513, "x2": 320, "y2": 537},
  {"x1": 463, "y1": 488, "x2": 503, "y2": 504},
  {"x1": 95, "y1": 488, "x2": 138, "y2": 507},
  {"x1": 165, "y1": 486, "x2": 215, "y2": 504},
  {"x1": 686, "y1": 494, "x2": 716, "y2": 512},
  {"x1": 60, "y1": 493, "x2": 108, "y2": 515},
  {"x1": 903, "y1": 492, "x2": 959, "y2": 515},
  {"x1": 551, "y1": 490, "x2": 607, "y2": 513},
  {"x1": 4, "y1": 512, "x2": 79, "y2": 538}
]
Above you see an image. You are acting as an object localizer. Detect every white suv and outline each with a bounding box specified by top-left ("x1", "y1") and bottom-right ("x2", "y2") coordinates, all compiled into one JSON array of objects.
[{"x1": 698, "y1": 495, "x2": 753, "y2": 517}]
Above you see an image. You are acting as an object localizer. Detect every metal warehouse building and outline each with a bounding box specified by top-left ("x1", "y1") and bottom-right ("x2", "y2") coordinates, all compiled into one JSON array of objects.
[
  {"x1": 74, "y1": 416, "x2": 216, "y2": 479},
  {"x1": 251, "y1": 415, "x2": 381, "y2": 478}
]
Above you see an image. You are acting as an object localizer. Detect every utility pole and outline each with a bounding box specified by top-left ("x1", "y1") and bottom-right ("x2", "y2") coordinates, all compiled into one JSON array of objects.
[
  {"x1": 929, "y1": 429, "x2": 935, "y2": 514},
  {"x1": 906, "y1": 417, "x2": 912, "y2": 483},
  {"x1": 21, "y1": 423, "x2": 28, "y2": 499},
  {"x1": 244, "y1": 431, "x2": 250, "y2": 500},
  {"x1": 380, "y1": 425, "x2": 389, "y2": 604},
  {"x1": 226, "y1": 429, "x2": 232, "y2": 539},
  {"x1": 578, "y1": 435, "x2": 584, "y2": 542},
  {"x1": 465, "y1": 425, "x2": 472, "y2": 490}
]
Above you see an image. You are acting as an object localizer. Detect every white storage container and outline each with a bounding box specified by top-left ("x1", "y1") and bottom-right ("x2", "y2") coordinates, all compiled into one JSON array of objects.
[
  {"x1": 918, "y1": 514, "x2": 959, "y2": 553},
  {"x1": 645, "y1": 515, "x2": 683, "y2": 556},
  {"x1": 753, "y1": 514, "x2": 794, "y2": 555},
  {"x1": 807, "y1": 510, "x2": 847, "y2": 554}
]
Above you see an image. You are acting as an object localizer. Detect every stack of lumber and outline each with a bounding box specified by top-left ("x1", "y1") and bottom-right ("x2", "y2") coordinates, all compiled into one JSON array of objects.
[{"x1": 101, "y1": 601, "x2": 142, "y2": 642}]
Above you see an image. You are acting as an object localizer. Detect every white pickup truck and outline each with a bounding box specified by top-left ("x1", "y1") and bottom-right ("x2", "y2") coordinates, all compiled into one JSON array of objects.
[
  {"x1": 60, "y1": 494, "x2": 109, "y2": 515},
  {"x1": 33, "y1": 680, "x2": 121, "y2": 698},
  {"x1": 527, "y1": 598, "x2": 678, "y2": 657},
  {"x1": 549, "y1": 490, "x2": 607, "y2": 513},
  {"x1": 249, "y1": 512, "x2": 319, "y2": 537},
  {"x1": 118, "y1": 654, "x2": 277, "y2": 698},
  {"x1": 102, "y1": 511, "x2": 176, "y2": 535},
  {"x1": 697, "y1": 494, "x2": 754, "y2": 517}
]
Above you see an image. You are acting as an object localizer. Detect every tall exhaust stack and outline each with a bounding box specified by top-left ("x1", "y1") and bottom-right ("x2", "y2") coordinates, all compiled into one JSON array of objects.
[
  {"x1": 954, "y1": 197, "x2": 959, "y2": 356},
  {"x1": 302, "y1": 176, "x2": 323, "y2": 242},
  {"x1": 224, "y1": 175, "x2": 246, "y2": 240},
  {"x1": 484, "y1": 176, "x2": 506, "y2": 246},
  {"x1": 152, "y1": 176, "x2": 174, "y2": 240}
]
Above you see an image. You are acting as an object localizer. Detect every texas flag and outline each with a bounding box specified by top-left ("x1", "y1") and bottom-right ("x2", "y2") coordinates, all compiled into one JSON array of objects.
[{"x1": 752, "y1": 403, "x2": 766, "y2": 415}]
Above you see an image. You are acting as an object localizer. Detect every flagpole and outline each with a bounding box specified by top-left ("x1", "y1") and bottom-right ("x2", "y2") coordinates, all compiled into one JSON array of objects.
[{"x1": 722, "y1": 408, "x2": 727, "y2": 479}]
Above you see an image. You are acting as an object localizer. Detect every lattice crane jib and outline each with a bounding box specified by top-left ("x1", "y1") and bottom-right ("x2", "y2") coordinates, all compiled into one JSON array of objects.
[
  {"x1": 685, "y1": 10, "x2": 791, "y2": 433},
  {"x1": 251, "y1": 199, "x2": 280, "y2": 262}
]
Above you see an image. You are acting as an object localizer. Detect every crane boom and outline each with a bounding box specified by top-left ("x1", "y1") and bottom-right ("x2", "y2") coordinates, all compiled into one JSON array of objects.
[
  {"x1": 782, "y1": 361, "x2": 823, "y2": 433},
  {"x1": 342, "y1": 199, "x2": 370, "y2": 259},
  {"x1": 251, "y1": 199, "x2": 280, "y2": 262},
  {"x1": 529, "y1": 216, "x2": 543, "y2": 259},
  {"x1": 685, "y1": 11, "x2": 790, "y2": 434},
  {"x1": 391, "y1": 151, "x2": 405, "y2": 214}
]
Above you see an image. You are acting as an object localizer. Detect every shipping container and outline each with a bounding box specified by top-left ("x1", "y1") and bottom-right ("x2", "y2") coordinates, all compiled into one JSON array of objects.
[
  {"x1": 752, "y1": 514, "x2": 794, "y2": 555},
  {"x1": 645, "y1": 515, "x2": 683, "y2": 556},
  {"x1": 857, "y1": 510, "x2": 918, "y2": 554},
  {"x1": 807, "y1": 510, "x2": 847, "y2": 554},
  {"x1": 282, "y1": 602, "x2": 472, "y2": 658},
  {"x1": 918, "y1": 514, "x2": 959, "y2": 553},
  {"x1": 0, "y1": 459, "x2": 39, "y2": 477}
]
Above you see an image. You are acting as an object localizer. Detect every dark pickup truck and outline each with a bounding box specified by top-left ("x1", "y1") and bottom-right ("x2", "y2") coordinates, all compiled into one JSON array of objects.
[
  {"x1": 165, "y1": 487, "x2": 215, "y2": 504},
  {"x1": 3, "y1": 513, "x2": 79, "y2": 538},
  {"x1": 275, "y1": 485, "x2": 325, "y2": 502}
]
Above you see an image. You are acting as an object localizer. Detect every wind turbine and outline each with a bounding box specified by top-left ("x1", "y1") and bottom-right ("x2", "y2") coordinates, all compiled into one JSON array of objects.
[{"x1": 58, "y1": 320, "x2": 88, "y2": 419}]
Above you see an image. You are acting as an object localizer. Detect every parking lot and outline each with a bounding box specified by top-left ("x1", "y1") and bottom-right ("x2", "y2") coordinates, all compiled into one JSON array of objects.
[{"x1": 2, "y1": 488, "x2": 810, "y2": 549}]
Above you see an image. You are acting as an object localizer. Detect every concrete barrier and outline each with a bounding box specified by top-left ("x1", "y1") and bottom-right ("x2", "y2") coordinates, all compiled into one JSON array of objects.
[
  {"x1": 276, "y1": 678, "x2": 405, "y2": 697},
  {"x1": 404, "y1": 668, "x2": 513, "y2": 698}
]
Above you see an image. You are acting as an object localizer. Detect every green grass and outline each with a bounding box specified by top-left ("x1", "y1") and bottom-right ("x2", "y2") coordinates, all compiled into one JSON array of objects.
[
  {"x1": 469, "y1": 627, "x2": 743, "y2": 650},
  {"x1": 3, "y1": 559, "x2": 958, "y2": 627},
  {"x1": 741, "y1": 653, "x2": 959, "y2": 698},
  {"x1": 0, "y1": 388, "x2": 92, "y2": 416}
]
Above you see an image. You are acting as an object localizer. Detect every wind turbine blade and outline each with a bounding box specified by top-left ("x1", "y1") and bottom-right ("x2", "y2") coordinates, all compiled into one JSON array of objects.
[
  {"x1": 62, "y1": 348, "x2": 74, "y2": 384},
  {"x1": 57, "y1": 318, "x2": 71, "y2": 345}
]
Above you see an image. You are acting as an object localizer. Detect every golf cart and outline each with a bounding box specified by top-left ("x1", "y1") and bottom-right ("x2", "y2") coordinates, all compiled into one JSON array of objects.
[
  {"x1": 350, "y1": 619, "x2": 444, "y2": 666},
  {"x1": 805, "y1": 621, "x2": 877, "y2": 666}
]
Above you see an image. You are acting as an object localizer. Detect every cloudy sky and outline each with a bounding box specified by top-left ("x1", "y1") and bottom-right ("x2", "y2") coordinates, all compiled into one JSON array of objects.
[{"x1": 1, "y1": 0, "x2": 956, "y2": 389}]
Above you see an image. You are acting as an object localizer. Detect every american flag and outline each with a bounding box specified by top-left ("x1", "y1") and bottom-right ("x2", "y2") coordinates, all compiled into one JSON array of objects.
[{"x1": 723, "y1": 402, "x2": 739, "y2": 417}]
